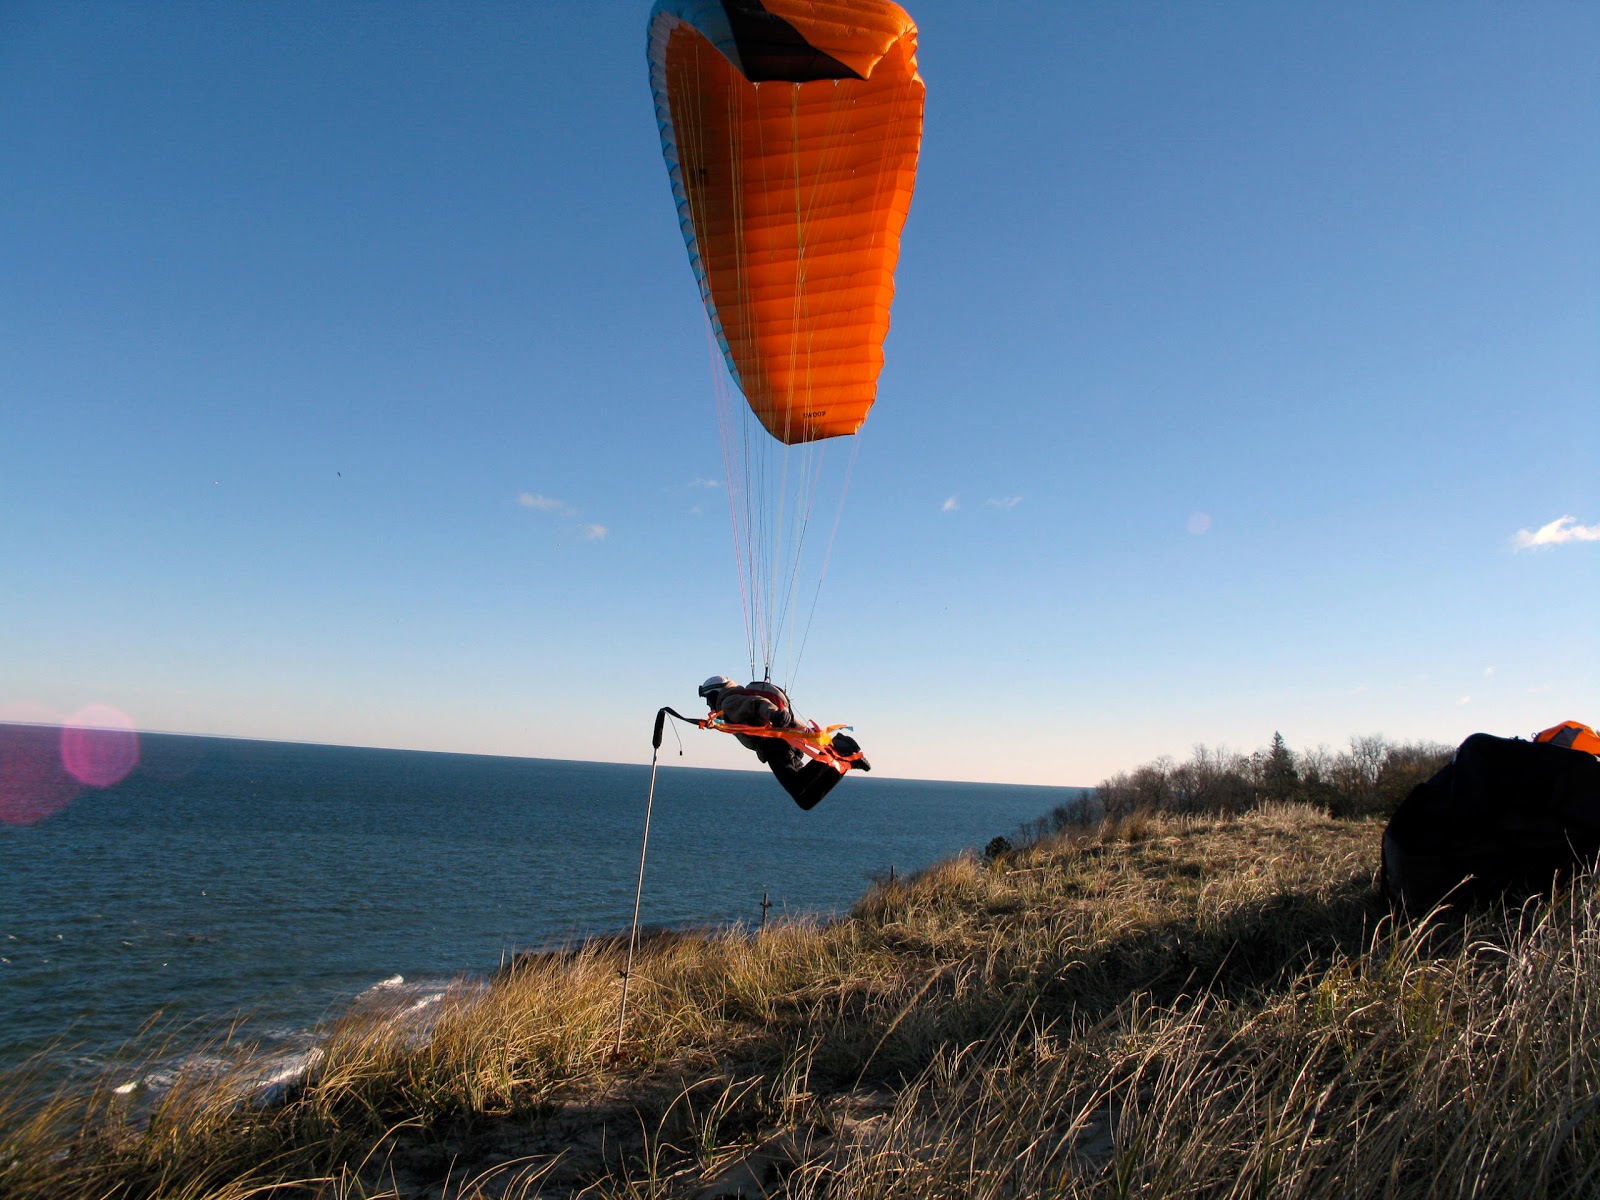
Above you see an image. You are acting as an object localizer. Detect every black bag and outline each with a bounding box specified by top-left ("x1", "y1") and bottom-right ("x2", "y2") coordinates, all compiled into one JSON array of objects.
[{"x1": 1382, "y1": 733, "x2": 1600, "y2": 912}]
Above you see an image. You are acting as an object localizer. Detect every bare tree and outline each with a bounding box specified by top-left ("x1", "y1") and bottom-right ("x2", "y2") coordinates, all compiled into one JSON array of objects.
[{"x1": 1086, "y1": 731, "x2": 1453, "y2": 825}]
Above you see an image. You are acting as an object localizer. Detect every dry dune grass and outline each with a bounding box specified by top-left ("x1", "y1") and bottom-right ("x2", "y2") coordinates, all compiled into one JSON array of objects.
[{"x1": 4, "y1": 802, "x2": 1598, "y2": 1198}]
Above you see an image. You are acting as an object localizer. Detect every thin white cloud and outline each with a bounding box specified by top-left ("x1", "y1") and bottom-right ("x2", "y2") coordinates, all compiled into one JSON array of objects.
[
  {"x1": 1484, "y1": 666, "x2": 1496, "y2": 679},
  {"x1": 520, "y1": 491, "x2": 607, "y2": 542},
  {"x1": 985, "y1": 496, "x2": 1023, "y2": 510},
  {"x1": 518, "y1": 492, "x2": 572, "y2": 515},
  {"x1": 1187, "y1": 511, "x2": 1212, "y2": 535},
  {"x1": 941, "y1": 495, "x2": 959, "y2": 512},
  {"x1": 687, "y1": 477, "x2": 721, "y2": 490},
  {"x1": 1456, "y1": 695, "x2": 1473, "y2": 707},
  {"x1": 1513, "y1": 515, "x2": 1600, "y2": 550}
]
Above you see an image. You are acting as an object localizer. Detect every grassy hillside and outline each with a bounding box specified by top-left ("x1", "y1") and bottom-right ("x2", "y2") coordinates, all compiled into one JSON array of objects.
[{"x1": 4, "y1": 802, "x2": 1598, "y2": 1198}]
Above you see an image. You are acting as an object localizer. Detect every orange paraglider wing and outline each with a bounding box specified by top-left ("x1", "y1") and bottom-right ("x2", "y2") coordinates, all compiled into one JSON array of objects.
[{"x1": 647, "y1": 0, "x2": 924, "y2": 445}]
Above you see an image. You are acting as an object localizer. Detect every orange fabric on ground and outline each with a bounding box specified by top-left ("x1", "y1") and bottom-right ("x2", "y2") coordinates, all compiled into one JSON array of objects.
[{"x1": 1535, "y1": 721, "x2": 1600, "y2": 754}]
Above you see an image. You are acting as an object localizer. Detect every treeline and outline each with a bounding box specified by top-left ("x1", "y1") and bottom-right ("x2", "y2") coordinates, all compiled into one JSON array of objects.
[{"x1": 1025, "y1": 732, "x2": 1454, "y2": 840}]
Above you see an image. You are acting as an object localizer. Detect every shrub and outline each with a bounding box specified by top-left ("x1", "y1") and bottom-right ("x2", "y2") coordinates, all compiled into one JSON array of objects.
[{"x1": 1093, "y1": 733, "x2": 1457, "y2": 823}]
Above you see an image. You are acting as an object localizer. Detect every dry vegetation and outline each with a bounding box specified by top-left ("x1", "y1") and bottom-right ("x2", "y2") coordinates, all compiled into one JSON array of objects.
[{"x1": 5, "y1": 797, "x2": 1599, "y2": 1199}]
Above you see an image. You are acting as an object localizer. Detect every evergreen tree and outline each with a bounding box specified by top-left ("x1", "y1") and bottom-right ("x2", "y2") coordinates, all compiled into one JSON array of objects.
[{"x1": 1264, "y1": 731, "x2": 1299, "y2": 802}]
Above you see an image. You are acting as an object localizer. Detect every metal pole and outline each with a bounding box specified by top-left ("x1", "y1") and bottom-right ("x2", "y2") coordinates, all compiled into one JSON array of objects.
[{"x1": 615, "y1": 708, "x2": 669, "y2": 1057}]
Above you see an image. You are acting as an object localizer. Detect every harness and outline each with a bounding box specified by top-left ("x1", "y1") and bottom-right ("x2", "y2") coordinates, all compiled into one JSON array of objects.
[
  {"x1": 703, "y1": 681, "x2": 865, "y2": 771},
  {"x1": 717, "y1": 681, "x2": 792, "y2": 718}
]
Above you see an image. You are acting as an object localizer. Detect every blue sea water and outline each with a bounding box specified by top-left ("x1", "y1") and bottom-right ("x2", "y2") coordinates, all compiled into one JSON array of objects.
[{"x1": 0, "y1": 729, "x2": 1084, "y2": 1092}]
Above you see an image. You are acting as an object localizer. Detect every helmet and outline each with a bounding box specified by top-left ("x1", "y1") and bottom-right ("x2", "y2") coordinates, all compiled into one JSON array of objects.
[{"x1": 698, "y1": 675, "x2": 736, "y2": 701}]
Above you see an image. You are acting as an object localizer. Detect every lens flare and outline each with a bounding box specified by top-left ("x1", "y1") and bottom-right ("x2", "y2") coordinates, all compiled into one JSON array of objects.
[
  {"x1": 0, "y1": 719, "x2": 81, "y2": 826},
  {"x1": 61, "y1": 705, "x2": 141, "y2": 788}
]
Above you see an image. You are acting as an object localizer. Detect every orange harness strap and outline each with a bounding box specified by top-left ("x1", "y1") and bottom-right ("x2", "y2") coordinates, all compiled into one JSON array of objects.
[{"x1": 701, "y1": 714, "x2": 864, "y2": 771}]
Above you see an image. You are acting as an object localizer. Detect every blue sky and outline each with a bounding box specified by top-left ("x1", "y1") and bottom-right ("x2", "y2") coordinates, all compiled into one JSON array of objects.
[{"x1": 3, "y1": 2, "x2": 1596, "y2": 785}]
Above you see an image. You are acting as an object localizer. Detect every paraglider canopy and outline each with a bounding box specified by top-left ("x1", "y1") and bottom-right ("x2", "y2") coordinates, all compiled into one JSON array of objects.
[
  {"x1": 647, "y1": 0, "x2": 925, "y2": 685},
  {"x1": 647, "y1": 0, "x2": 924, "y2": 446}
]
